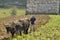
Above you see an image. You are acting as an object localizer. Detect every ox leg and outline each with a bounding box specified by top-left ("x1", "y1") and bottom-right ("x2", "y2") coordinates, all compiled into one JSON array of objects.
[
  {"x1": 24, "y1": 28, "x2": 28, "y2": 34},
  {"x1": 11, "y1": 31, "x2": 15, "y2": 37},
  {"x1": 20, "y1": 31, "x2": 22, "y2": 36},
  {"x1": 11, "y1": 29, "x2": 15, "y2": 37},
  {"x1": 6, "y1": 30, "x2": 9, "y2": 34},
  {"x1": 11, "y1": 32, "x2": 15, "y2": 37},
  {"x1": 6, "y1": 27, "x2": 11, "y2": 34}
]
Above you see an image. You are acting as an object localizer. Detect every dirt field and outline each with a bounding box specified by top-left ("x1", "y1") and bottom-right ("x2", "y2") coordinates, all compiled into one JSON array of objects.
[{"x1": 0, "y1": 15, "x2": 50, "y2": 39}]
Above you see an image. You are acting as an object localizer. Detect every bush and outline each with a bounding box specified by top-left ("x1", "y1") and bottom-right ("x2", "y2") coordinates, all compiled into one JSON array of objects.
[{"x1": 11, "y1": 8, "x2": 16, "y2": 16}]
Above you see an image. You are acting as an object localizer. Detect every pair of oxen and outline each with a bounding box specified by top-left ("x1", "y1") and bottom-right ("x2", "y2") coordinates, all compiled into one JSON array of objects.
[{"x1": 4, "y1": 16, "x2": 36, "y2": 37}]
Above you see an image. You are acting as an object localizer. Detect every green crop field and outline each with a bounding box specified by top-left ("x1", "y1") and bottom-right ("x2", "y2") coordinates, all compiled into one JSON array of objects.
[{"x1": 0, "y1": 8, "x2": 60, "y2": 40}]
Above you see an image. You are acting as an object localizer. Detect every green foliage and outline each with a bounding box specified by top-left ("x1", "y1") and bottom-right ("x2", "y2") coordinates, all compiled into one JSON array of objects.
[
  {"x1": 11, "y1": 8, "x2": 17, "y2": 16},
  {"x1": 0, "y1": 8, "x2": 25, "y2": 18}
]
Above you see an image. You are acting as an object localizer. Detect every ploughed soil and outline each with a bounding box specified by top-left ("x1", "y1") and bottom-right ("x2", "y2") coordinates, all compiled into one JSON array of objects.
[{"x1": 0, "y1": 15, "x2": 50, "y2": 39}]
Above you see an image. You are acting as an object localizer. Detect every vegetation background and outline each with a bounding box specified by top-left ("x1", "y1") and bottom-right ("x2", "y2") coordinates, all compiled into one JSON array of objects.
[{"x1": 0, "y1": 0, "x2": 60, "y2": 40}]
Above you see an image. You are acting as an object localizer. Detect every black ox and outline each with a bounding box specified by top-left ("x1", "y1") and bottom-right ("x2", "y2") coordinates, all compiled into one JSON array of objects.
[{"x1": 4, "y1": 18, "x2": 30, "y2": 37}]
